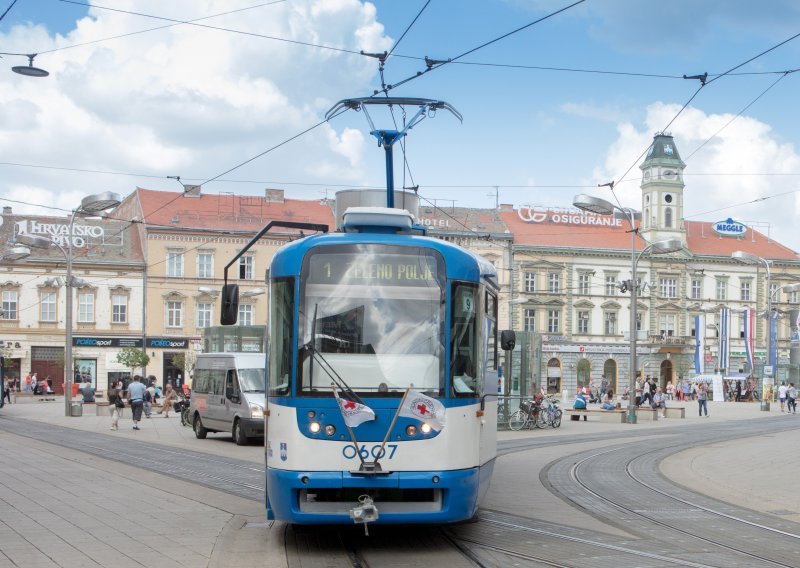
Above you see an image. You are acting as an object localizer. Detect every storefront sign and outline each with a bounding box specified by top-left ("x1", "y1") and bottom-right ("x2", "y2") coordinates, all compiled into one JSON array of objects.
[
  {"x1": 15, "y1": 219, "x2": 106, "y2": 249},
  {"x1": 518, "y1": 205, "x2": 623, "y2": 227},
  {"x1": 711, "y1": 218, "x2": 747, "y2": 237},
  {"x1": 542, "y1": 343, "x2": 649, "y2": 355},
  {"x1": 146, "y1": 337, "x2": 189, "y2": 349},
  {"x1": 73, "y1": 337, "x2": 143, "y2": 348}
]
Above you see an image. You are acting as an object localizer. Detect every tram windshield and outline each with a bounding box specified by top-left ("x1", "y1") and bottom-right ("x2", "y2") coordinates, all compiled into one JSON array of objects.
[{"x1": 299, "y1": 246, "x2": 445, "y2": 396}]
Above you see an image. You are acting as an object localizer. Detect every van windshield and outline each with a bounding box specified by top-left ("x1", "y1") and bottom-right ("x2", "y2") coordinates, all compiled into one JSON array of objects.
[
  {"x1": 299, "y1": 245, "x2": 445, "y2": 396},
  {"x1": 238, "y1": 368, "x2": 266, "y2": 392}
]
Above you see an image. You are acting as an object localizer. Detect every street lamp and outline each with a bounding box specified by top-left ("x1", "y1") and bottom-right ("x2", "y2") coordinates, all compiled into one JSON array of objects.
[
  {"x1": 0, "y1": 246, "x2": 32, "y2": 261},
  {"x1": 574, "y1": 193, "x2": 682, "y2": 424},
  {"x1": 731, "y1": 250, "x2": 774, "y2": 411},
  {"x1": 240, "y1": 288, "x2": 266, "y2": 298},
  {"x1": 16, "y1": 191, "x2": 122, "y2": 417}
]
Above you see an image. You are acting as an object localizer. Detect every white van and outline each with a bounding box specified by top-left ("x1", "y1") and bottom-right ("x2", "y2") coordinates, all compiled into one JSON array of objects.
[{"x1": 190, "y1": 353, "x2": 266, "y2": 445}]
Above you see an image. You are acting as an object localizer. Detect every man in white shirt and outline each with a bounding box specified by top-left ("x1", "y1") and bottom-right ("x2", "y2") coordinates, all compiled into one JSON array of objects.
[{"x1": 778, "y1": 381, "x2": 789, "y2": 413}]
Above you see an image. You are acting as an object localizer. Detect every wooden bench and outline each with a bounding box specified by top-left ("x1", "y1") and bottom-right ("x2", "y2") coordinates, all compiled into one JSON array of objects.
[
  {"x1": 566, "y1": 408, "x2": 626, "y2": 423},
  {"x1": 13, "y1": 392, "x2": 56, "y2": 403},
  {"x1": 663, "y1": 407, "x2": 685, "y2": 418},
  {"x1": 634, "y1": 407, "x2": 660, "y2": 420}
]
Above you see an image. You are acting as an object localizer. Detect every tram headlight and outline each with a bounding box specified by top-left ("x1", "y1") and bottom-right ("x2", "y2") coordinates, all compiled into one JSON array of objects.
[
  {"x1": 420, "y1": 423, "x2": 432, "y2": 434},
  {"x1": 309, "y1": 421, "x2": 321, "y2": 434},
  {"x1": 250, "y1": 404, "x2": 264, "y2": 419},
  {"x1": 405, "y1": 425, "x2": 417, "y2": 436},
  {"x1": 324, "y1": 424, "x2": 336, "y2": 436}
]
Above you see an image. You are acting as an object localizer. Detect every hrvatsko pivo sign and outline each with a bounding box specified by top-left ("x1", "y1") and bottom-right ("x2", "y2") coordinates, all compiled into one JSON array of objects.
[{"x1": 712, "y1": 218, "x2": 747, "y2": 237}]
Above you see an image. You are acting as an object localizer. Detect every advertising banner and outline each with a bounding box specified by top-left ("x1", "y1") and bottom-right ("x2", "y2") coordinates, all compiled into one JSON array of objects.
[
  {"x1": 694, "y1": 314, "x2": 705, "y2": 374},
  {"x1": 743, "y1": 308, "x2": 755, "y2": 372},
  {"x1": 768, "y1": 311, "x2": 778, "y2": 372},
  {"x1": 719, "y1": 308, "x2": 731, "y2": 373}
]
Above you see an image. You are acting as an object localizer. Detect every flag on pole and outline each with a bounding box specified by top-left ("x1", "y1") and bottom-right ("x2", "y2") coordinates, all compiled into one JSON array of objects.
[
  {"x1": 333, "y1": 388, "x2": 375, "y2": 428},
  {"x1": 769, "y1": 311, "x2": 778, "y2": 369},
  {"x1": 719, "y1": 308, "x2": 730, "y2": 373},
  {"x1": 694, "y1": 314, "x2": 705, "y2": 374},
  {"x1": 398, "y1": 389, "x2": 446, "y2": 431},
  {"x1": 743, "y1": 308, "x2": 755, "y2": 372}
]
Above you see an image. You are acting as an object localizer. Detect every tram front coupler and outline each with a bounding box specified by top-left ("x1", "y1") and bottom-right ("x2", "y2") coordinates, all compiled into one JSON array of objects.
[{"x1": 350, "y1": 495, "x2": 379, "y2": 535}]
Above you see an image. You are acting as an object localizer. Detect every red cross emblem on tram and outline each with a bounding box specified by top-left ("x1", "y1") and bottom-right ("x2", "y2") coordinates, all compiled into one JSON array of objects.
[
  {"x1": 416, "y1": 403, "x2": 430, "y2": 415},
  {"x1": 344, "y1": 400, "x2": 356, "y2": 410}
]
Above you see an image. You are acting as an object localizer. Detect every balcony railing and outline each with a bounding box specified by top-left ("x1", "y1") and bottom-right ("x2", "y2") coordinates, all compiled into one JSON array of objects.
[{"x1": 648, "y1": 334, "x2": 690, "y2": 345}]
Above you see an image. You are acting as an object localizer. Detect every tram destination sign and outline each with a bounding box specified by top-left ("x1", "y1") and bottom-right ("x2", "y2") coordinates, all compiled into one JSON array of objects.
[{"x1": 307, "y1": 253, "x2": 441, "y2": 286}]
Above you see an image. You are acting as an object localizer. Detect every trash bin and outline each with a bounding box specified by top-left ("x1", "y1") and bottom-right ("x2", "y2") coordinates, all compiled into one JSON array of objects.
[{"x1": 70, "y1": 401, "x2": 83, "y2": 417}]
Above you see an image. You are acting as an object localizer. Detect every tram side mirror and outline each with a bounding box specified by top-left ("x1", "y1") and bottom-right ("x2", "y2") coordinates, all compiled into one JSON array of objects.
[
  {"x1": 220, "y1": 284, "x2": 240, "y2": 325},
  {"x1": 500, "y1": 330, "x2": 516, "y2": 351}
]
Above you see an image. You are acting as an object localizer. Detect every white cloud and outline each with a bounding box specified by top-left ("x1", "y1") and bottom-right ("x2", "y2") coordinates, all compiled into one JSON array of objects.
[
  {"x1": 0, "y1": 0, "x2": 392, "y2": 213},
  {"x1": 595, "y1": 102, "x2": 800, "y2": 251}
]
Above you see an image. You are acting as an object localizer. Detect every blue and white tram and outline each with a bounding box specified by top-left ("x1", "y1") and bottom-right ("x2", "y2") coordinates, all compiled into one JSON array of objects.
[{"x1": 226, "y1": 207, "x2": 500, "y2": 526}]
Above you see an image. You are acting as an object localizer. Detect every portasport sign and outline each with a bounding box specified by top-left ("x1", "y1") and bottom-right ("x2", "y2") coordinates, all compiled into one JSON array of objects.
[{"x1": 712, "y1": 218, "x2": 747, "y2": 237}]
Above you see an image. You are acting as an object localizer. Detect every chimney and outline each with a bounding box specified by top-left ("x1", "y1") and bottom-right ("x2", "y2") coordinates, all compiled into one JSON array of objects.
[
  {"x1": 2, "y1": 207, "x2": 11, "y2": 214},
  {"x1": 499, "y1": 203, "x2": 514, "y2": 212},
  {"x1": 183, "y1": 184, "x2": 201, "y2": 197},
  {"x1": 265, "y1": 188, "x2": 285, "y2": 203}
]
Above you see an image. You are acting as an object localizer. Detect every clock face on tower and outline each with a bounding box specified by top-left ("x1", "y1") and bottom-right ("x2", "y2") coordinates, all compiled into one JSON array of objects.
[
  {"x1": 644, "y1": 170, "x2": 651, "y2": 181},
  {"x1": 663, "y1": 170, "x2": 674, "y2": 179}
]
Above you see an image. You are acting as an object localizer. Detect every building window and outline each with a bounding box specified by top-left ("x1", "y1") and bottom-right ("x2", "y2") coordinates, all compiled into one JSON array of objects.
[
  {"x1": 78, "y1": 293, "x2": 94, "y2": 323},
  {"x1": 636, "y1": 312, "x2": 643, "y2": 331},
  {"x1": 604, "y1": 312, "x2": 617, "y2": 335},
  {"x1": 166, "y1": 249, "x2": 184, "y2": 278},
  {"x1": 239, "y1": 255, "x2": 254, "y2": 280},
  {"x1": 1, "y1": 290, "x2": 17, "y2": 320},
  {"x1": 166, "y1": 301, "x2": 183, "y2": 328},
  {"x1": 578, "y1": 273, "x2": 590, "y2": 295},
  {"x1": 577, "y1": 311, "x2": 589, "y2": 334},
  {"x1": 548, "y1": 273, "x2": 560, "y2": 294},
  {"x1": 665, "y1": 207, "x2": 673, "y2": 228},
  {"x1": 790, "y1": 291, "x2": 799, "y2": 304},
  {"x1": 523, "y1": 309, "x2": 535, "y2": 332},
  {"x1": 197, "y1": 251, "x2": 214, "y2": 279},
  {"x1": 605, "y1": 275, "x2": 617, "y2": 296},
  {"x1": 547, "y1": 309, "x2": 560, "y2": 333},
  {"x1": 523, "y1": 272, "x2": 536, "y2": 293},
  {"x1": 197, "y1": 303, "x2": 213, "y2": 328},
  {"x1": 660, "y1": 278, "x2": 677, "y2": 299},
  {"x1": 659, "y1": 313, "x2": 676, "y2": 337},
  {"x1": 691, "y1": 279, "x2": 702, "y2": 300},
  {"x1": 740, "y1": 280, "x2": 751, "y2": 301},
  {"x1": 111, "y1": 294, "x2": 127, "y2": 324},
  {"x1": 238, "y1": 304, "x2": 253, "y2": 326},
  {"x1": 716, "y1": 279, "x2": 727, "y2": 301},
  {"x1": 40, "y1": 291, "x2": 56, "y2": 322},
  {"x1": 770, "y1": 283, "x2": 779, "y2": 303}
]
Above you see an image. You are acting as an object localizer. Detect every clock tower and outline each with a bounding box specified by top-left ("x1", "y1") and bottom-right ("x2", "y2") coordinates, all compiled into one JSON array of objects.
[{"x1": 639, "y1": 132, "x2": 686, "y2": 245}]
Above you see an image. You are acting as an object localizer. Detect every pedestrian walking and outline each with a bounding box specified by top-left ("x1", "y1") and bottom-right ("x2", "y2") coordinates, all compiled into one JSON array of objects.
[
  {"x1": 127, "y1": 375, "x2": 146, "y2": 430},
  {"x1": 682, "y1": 380, "x2": 691, "y2": 401},
  {"x1": 697, "y1": 382, "x2": 709, "y2": 417},
  {"x1": 778, "y1": 381, "x2": 788, "y2": 413},
  {"x1": 787, "y1": 383, "x2": 797, "y2": 414},
  {"x1": 666, "y1": 380, "x2": 675, "y2": 401},
  {"x1": 144, "y1": 381, "x2": 156, "y2": 418},
  {"x1": 2, "y1": 378, "x2": 11, "y2": 404}
]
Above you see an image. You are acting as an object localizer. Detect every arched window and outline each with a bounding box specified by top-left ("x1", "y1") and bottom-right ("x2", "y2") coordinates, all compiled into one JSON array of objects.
[
  {"x1": 576, "y1": 359, "x2": 591, "y2": 389},
  {"x1": 665, "y1": 207, "x2": 673, "y2": 228},
  {"x1": 644, "y1": 208, "x2": 649, "y2": 229},
  {"x1": 603, "y1": 359, "x2": 617, "y2": 393}
]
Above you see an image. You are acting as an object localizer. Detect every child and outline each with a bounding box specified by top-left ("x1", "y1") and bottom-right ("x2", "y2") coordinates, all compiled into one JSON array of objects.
[{"x1": 111, "y1": 389, "x2": 125, "y2": 430}]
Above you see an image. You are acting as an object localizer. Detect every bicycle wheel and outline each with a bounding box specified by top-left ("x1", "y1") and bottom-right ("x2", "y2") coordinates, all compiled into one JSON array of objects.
[
  {"x1": 508, "y1": 410, "x2": 526, "y2": 431},
  {"x1": 551, "y1": 409, "x2": 562, "y2": 428},
  {"x1": 535, "y1": 408, "x2": 548, "y2": 428}
]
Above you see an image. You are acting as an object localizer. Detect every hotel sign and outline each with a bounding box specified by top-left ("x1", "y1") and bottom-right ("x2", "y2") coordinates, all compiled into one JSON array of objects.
[
  {"x1": 518, "y1": 205, "x2": 623, "y2": 227},
  {"x1": 711, "y1": 218, "x2": 747, "y2": 237}
]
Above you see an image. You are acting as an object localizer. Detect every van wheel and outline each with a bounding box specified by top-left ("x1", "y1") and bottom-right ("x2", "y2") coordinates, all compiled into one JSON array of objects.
[
  {"x1": 193, "y1": 414, "x2": 208, "y2": 439},
  {"x1": 233, "y1": 419, "x2": 248, "y2": 446}
]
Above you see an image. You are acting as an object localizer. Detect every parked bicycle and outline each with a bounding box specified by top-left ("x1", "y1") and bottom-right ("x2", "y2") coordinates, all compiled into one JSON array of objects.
[
  {"x1": 539, "y1": 396, "x2": 562, "y2": 428},
  {"x1": 508, "y1": 396, "x2": 544, "y2": 431}
]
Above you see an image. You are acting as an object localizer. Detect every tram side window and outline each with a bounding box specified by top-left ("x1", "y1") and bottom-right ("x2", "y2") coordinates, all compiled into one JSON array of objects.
[
  {"x1": 483, "y1": 291, "x2": 498, "y2": 396},
  {"x1": 270, "y1": 277, "x2": 293, "y2": 396},
  {"x1": 451, "y1": 283, "x2": 479, "y2": 395}
]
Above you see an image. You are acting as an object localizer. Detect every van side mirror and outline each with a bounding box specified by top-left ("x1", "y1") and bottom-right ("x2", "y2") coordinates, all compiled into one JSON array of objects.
[
  {"x1": 500, "y1": 330, "x2": 516, "y2": 351},
  {"x1": 220, "y1": 284, "x2": 239, "y2": 325}
]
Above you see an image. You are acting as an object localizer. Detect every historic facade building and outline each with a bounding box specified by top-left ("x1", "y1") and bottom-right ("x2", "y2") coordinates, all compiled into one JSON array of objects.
[{"x1": 0, "y1": 210, "x2": 145, "y2": 393}]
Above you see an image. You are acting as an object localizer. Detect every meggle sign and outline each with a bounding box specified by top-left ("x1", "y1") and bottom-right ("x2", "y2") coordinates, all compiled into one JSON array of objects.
[
  {"x1": 517, "y1": 205, "x2": 623, "y2": 227},
  {"x1": 712, "y1": 218, "x2": 747, "y2": 237}
]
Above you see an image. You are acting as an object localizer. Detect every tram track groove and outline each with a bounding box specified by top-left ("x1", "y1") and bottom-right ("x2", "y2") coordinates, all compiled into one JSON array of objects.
[{"x1": 557, "y1": 438, "x2": 799, "y2": 567}]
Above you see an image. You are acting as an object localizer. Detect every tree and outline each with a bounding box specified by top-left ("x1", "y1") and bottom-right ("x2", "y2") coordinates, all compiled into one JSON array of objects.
[
  {"x1": 170, "y1": 350, "x2": 197, "y2": 381},
  {"x1": 116, "y1": 348, "x2": 150, "y2": 378}
]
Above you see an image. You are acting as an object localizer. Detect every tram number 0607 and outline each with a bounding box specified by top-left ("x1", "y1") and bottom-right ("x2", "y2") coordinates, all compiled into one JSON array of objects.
[{"x1": 342, "y1": 444, "x2": 398, "y2": 460}]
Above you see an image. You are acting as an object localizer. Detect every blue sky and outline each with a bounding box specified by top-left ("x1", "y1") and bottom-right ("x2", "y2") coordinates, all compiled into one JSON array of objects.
[{"x1": 2, "y1": 1, "x2": 800, "y2": 250}]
